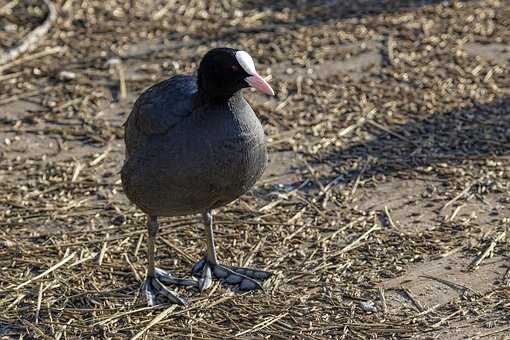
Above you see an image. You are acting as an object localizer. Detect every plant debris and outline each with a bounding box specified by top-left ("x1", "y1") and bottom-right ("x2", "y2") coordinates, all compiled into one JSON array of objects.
[{"x1": 1, "y1": 0, "x2": 509, "y2": 338}]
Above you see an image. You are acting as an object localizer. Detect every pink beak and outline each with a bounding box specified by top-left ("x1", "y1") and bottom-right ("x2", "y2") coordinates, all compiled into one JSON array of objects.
[{"x1": 245, "y1": 74, "x2": 275, "y2": 96}]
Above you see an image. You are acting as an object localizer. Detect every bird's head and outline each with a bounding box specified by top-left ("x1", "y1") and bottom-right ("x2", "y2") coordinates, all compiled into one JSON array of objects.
[{"x1": 197, "y1": 47, "x2": 274, "y2": 101}]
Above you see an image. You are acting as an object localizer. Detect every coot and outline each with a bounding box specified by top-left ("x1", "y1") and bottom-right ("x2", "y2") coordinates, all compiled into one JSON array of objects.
[{"x1": 121, "y1": 48, "x2": 274, "y2": 305}]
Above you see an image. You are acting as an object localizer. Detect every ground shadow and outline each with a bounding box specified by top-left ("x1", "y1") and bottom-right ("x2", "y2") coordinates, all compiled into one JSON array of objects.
[
  {"x1": 122, "y1": 0, "x2": 468, "y2": 60},
  {"x1": 317, "y1": 96, "x2": 510, "y2": 183},
  {"x1": 241, "y1": 0, "x2": 468, "y2": 26}
]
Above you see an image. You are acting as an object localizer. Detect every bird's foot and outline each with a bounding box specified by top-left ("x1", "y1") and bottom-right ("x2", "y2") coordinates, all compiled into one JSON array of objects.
[
  {"x1": 142, "y1": 268, "x2": 197, "y2": 306},
  {"x1": 191, "y1": 257, "x2": 272, "y2": 292}
]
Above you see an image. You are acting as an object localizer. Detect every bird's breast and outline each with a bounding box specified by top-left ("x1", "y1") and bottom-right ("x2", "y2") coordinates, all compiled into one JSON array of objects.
[
  {"x1": 122, "y1": 97, "x2": 268, "y2": 216},
  {"x1": 206, "y1": 132, "x2": 267, "y2": 189}
]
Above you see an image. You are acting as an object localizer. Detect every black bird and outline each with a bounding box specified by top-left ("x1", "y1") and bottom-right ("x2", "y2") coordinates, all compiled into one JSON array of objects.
[{"x1": 121, "y1": 48, "x2": 275, "y2": 305}]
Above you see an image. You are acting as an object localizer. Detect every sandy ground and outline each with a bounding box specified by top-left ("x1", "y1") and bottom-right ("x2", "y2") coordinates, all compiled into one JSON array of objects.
[{"x1": 0, "y1": 0, "x2": 509, "y2": 338}]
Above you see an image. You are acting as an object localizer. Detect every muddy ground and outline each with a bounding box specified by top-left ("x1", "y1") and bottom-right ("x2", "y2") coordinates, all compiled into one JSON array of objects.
[{"x1": 0, "y1": 0, "x2": 509, "y2": 338}]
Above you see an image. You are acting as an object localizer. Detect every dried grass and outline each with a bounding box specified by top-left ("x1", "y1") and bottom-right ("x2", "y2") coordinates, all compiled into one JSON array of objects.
[{"x1": 1, "y1": 0, "x2": 510, "y2": 338}]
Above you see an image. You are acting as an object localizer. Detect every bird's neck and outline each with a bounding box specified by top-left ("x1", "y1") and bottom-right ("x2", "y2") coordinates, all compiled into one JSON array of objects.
[{"x1": 193, "y1": 90, "x2": 242, "y2": 110}]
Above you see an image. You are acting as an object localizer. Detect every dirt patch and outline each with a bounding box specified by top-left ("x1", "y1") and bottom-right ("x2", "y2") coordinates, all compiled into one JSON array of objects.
[
  {"x1": 421, "y1": 322, "x2": 510, "y2": 339},
  {"x1": 261, "y1": 150, "x2": 301, "y2": 185},
  {"x1": 271, "y1": 40, "x2": 383, "y2": 82},
  {"x1": 465, "y1": 42, "x2": 510, "y2": 65},
  {"x1": 357, "y1": 177, "x2": 510, "y2": 232},
  {"x1": 382, "y1": 254, "x2": 507, "y2": 311}
]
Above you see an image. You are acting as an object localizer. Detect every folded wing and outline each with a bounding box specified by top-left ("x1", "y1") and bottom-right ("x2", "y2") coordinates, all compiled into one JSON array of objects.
[{"x1": 124, "y1": 75, "x2": 197, "y2": 156}]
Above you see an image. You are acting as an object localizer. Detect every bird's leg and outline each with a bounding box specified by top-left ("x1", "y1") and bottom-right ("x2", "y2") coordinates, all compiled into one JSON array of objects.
[
  {"x1": 195, "y1": 210, "x2": 216, "y2": 291},
  {"x1": 192, "y1": 210, "x2": 272, "y2": 292},
  {"x1": 147, "y1": 216, "x2": 157, "y2": 275},
  {"x1": 204, "y1": 211, "x2": 218, "y2": 265},
  {"x1": 142, "y1": 216, "x2": 196, "y2": 306}
]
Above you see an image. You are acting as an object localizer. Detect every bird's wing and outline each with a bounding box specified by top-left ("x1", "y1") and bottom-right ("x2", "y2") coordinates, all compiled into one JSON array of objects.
[{"x1": 124, "y1": 75, "x2": 196, "y2": 155}]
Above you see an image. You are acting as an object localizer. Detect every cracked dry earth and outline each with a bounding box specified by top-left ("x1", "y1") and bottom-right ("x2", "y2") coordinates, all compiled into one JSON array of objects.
[{"x1": 1, "y1": 0, "x2": 510, "y2": 338}]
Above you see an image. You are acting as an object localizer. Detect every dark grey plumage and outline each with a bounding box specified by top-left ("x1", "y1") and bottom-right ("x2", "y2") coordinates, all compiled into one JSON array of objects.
[
  {"x1": 121, "y1": 75, "x2": 267, "y2": 217},
  {"x1": 121, "y1": 48, "x2": 274, "y2": 306}
]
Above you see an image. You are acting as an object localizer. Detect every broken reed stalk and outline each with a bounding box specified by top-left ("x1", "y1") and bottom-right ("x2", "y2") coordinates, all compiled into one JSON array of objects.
[
  {"x1": 331, "y1": 223, "x2": 380, "y2": 256},
  {"x1": 470, "y1": 231, "x2": 507, "y2": 270},
  {"x1": 15, "y1": 252, "x2": 76, "y2": 290}
]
